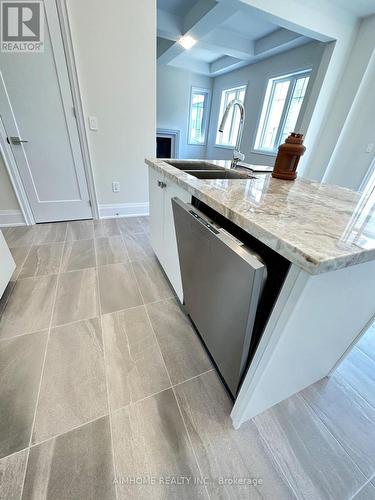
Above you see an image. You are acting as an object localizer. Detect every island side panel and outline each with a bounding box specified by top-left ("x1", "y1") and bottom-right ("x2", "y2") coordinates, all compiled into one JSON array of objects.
[
  {"x1": 231, "y1": 259, "x2": 375, "y2": 428},
  {"x1": 0, "y1": 230, "x2": 15, "y2": 298}
]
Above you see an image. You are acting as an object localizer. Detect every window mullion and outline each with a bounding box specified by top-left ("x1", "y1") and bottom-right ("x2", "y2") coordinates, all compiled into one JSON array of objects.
[
  {"x1": 275, "y1": 78, "x2": 295, "y2": 149},
  {"x1": 260, "y1": 81, "x2": 276, "y2": 149}
]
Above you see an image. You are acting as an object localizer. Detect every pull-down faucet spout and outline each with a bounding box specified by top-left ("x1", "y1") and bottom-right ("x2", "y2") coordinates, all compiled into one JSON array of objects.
[{"x1": 218, "y1": 99, "x2": 246, "y2": 169}]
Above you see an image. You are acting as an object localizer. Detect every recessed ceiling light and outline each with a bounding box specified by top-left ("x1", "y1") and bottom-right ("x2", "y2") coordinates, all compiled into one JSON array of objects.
[{"x1": 178, "y1": 36, "x2": 197, "y2": 50}]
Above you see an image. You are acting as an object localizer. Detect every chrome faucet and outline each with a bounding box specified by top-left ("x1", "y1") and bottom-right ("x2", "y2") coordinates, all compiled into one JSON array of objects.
[{"x1": 218, "y1": 99, "x2": 246, "y2": 169}]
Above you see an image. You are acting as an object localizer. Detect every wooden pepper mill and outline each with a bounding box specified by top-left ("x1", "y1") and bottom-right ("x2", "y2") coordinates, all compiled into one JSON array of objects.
[{"x1": 272, "y1": 132, "x2": 306, "y2": 180}]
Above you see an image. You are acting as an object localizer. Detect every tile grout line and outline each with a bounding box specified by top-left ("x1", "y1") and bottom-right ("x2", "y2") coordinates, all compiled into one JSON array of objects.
[
  {"x1": 129, "y1": 250, "x2": 211, "y2": 497},
  {"x1": 0, "y1": 296, "x2": 171, "y2": 345},
  {"x1": 349, "y1": 473, "x2": 375, "y2": 500},
  {"x1": 28, "y1": 413, "x2": 110, "y2": 451},
  {"x1": 111, "y1": 368, "x2": 216, "y2": 417},
  {"x1": 335, "y1": 362, "x2": 375, "y2": 413},
  {"x1": 299, "y1": 392, "x2": 369, "y2": 482},
  {"x1": 136, "y1": 285, "x2": 212, "y2": 500},
  {"x1": 354, "y1": 344, "x2": 375, "y2": 365},
  {"x1": 19, "y1": 223, "x2": 68, "y2": 500},
  {"x1": 94, "y1": 226, "x2": 119, "y2": 500}
]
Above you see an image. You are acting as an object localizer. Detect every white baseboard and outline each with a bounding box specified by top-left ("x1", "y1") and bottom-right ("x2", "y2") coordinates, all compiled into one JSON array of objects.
[
  {"x1": 98, "y1": 202, "x2": 149, "y2": 219},
  {"x1": 0, "y1": 210, "x2": 25, "y2": 227}
]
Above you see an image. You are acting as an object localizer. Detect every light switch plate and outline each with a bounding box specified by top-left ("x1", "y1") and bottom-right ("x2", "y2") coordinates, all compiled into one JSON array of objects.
[{"x1": 88, "y1": 116, "x2": 98, "y2": 131}]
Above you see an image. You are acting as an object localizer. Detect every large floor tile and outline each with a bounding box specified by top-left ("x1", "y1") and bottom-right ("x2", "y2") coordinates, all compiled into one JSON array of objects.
[
  {"x1": 0, "y1": 275, "x2": 57, "y2": 339},
  {"x1": 33, "y1": 223, "x2": 67, "y2": 244},
  {"x1": 353, "y1": 481, "x2": 375, "y2": 499},
  {"x1": 0, "y1": 331, "x2": 47, "y2": 458},
  {"x1": 147, "y1": 299, "x2": 212, "y2": 385},
  {"x1": 253, "y1": 393, "x2": 366, "y2": 500},
  {"x1": 66, "y1": 220, "x2": 94, "y2": 241},
  {"x1": 102, "y1": 306, "x2": 170, "y2": 410},
  {"x1": 175, "y1": 370, "x2": 296, "y2": 499},
  {"x1": 5, "y1": 226, "x2": 37, "y2": 248},
  {"x1": 302, "y1": 373, "x2": 375, "y2": 477},
  {"x1": 9, "y1": 246, "x2": 30, "y2": 280},
  {"x1": 32, "y1": 318, "x2": 107, "y2": 444},
  {"x1": 336, "y1": 347, "x2": 375, "y2": 408},
  {"x1": 117, "y1": 217, "x2": 145, "y2": 236},
  {"x1": 112, "y1": 389, "x2": 207, "y2": 499},
  {"x1": 95, "y1": 236, "x2": 129, "y2": 266},
  {"x1": 18, "y1": 243, "x2": 64, "y2": 279},
  {"x1": 132, "y1": 256, "x2": 173, "y2": 303},
  {"x1": 23, "y1": 417, "x2": 115, "y2": 500},
  {"x1": 61, "y1": 239, "x2": 95, "y2": 271},
  {"x1": 52, "y1": 268, "x2": 99, "y2": 326},
  {"x1": 357, "y1": 326, "x2": 375, "y2": 363},
  {"x1": 124, "y1": 232, "x2": 154, "y2": 262},
  {"x1": 94, "y1": 219, "x2": 120, "y2": 238},
  {"x1": 137, "y1": 216, "x2": 150, "y2": 234},
  {"x1": 0, "y1": 449, "x2": 28, "y2": 500},
  {"x1": 98, "y1": 263, "x2": 142, "y2": 315}
]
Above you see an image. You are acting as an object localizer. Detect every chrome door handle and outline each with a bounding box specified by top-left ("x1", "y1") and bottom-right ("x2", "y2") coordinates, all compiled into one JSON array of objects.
[{"x1": 7, "y1": 136, "x2": 29, "y2": 145}]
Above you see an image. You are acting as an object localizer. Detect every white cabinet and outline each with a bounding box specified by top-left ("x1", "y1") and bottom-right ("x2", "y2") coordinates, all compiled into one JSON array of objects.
[
  {"x1": 0, "y1": 230, "x2": 15, "y2": 298},
  {"x1": 148, "y1": 166, "x2": 191, "y2": 302}
]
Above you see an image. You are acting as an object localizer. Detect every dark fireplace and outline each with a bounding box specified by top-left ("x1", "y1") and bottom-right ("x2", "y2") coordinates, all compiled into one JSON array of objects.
[
  {"x1": 156, "y1": 129, "x2": 179, "y2": 159},
  {"x1": 157, "y1": 136, "x2": 172, "y2": 158}
]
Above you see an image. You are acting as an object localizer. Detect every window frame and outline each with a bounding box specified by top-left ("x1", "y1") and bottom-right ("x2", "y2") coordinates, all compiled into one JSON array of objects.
[
  {"x1": 187, "y1": 86, "x2": 211, "y2": 146},
  {"x1": 215, "y1": 84, "x2": 247, "y2": 148},
  {"x1": 253, "y1": 69, "x2": 312, "y2": 155}
]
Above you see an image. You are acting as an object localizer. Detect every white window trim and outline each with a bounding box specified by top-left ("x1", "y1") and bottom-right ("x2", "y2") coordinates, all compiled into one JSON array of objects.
[
  {"x1": 215, "y1": 84, "x2": 247, "y2": 147},
  {"x1": 187, "y1": 86, "x2": 211, "y2": 146},
  {"x1": 253, "y1": 69, "x2": 311, "y2": 155}
]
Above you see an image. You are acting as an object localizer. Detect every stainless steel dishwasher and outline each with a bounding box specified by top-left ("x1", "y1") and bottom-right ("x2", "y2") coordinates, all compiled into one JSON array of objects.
[{"x1": 172, "y1": 198, "x2": 267, "y2": 396}]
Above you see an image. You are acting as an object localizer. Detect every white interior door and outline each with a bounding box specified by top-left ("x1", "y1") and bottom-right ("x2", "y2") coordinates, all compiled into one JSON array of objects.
[{"x1": 0, "y1": 1, "x2": 92, "y2": 223}]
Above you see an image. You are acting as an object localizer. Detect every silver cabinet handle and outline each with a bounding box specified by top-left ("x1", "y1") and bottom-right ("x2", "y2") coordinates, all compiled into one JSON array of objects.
[
  {"x1": 7, "y1": 136, "x2": 29, "y2": 145},
  {"x1": 157, "y1": 180, "x2": 166, "y2": 189}
]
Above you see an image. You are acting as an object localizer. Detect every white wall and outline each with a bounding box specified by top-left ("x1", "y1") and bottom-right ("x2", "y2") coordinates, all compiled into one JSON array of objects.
[
  {"x1": 206, "y1": 41, "x2": 326, "y2": 165},
  {"x1": 323, "y1": 15, "x2": 375, "y2": 190},
  {"x1": 66, "y1": 0, "x2": 155, "y2": 212},
  {"x1": 157, "y1": 65, "x2": 213, "y2": 159}
]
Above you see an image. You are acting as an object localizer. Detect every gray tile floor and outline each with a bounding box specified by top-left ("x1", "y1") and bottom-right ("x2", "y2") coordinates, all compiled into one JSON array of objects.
[{"x1": 0, "y1": 217, "x2": 374, "y2": 499}]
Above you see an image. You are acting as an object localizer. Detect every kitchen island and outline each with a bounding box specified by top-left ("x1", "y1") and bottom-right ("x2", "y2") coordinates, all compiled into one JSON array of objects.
[{"x1": 145, "y1": 157, "x2": 375, "y2": 428}]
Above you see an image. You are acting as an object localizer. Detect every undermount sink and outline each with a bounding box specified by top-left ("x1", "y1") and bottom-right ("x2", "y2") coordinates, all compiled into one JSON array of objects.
[
  {"x1": 165, "y1": 160, "x2": 255, "y2": 180},
  {"x1": 166, "y1": 160, "x2": 220, "y2": 171},
  {"x1": 185, "y1": 170, "x2": 253, "y2": 180}
]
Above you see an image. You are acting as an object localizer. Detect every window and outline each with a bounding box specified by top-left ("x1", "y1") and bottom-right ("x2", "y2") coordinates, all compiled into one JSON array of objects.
[
  {"x1": 254, "y1": 70, "x2": 311, "y2": 154},
  {"x1": 215, "y1": 85, "x2": 247, "y2": 147},
  {"x1": 188, "y1": 87, "x2": 210, "y2": 145}
]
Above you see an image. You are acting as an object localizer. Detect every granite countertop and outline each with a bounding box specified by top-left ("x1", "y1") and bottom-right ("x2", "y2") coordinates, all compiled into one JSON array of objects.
[{"x1": 146, "y1": 158, "x2": 375, "y2": 275}]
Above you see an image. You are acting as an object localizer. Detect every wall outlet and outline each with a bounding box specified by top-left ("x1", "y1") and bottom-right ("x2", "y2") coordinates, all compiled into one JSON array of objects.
[
  {"x1": 365, "y1": 143, "x2": 374, "y2": 154},
  {"x1": 88, "y1": 116, "x2": 98, "y2": 131},
  {"x1": 112, "y1": 181, "x2": 120, "y2": 193}
]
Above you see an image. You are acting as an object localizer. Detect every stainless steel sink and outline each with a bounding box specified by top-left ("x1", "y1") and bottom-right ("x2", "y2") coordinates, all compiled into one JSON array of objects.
[
  {"x1": 185, "y1": 170, "x2": 253, "y2": 180},
  {"x1": 165, "y1": 160, "x2": 255, "y2": 180},
  {"x1": 166, "y1": 160, "x2": 221, "y2": 171}
]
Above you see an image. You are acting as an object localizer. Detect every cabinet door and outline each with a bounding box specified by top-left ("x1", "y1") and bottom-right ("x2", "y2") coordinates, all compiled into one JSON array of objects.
[
  {"x1": 148, "y1": 168, "x2": 165, "y2": 263},
  {"x1": 163, "y1": 179, "x2": 191, "y2": 302}
]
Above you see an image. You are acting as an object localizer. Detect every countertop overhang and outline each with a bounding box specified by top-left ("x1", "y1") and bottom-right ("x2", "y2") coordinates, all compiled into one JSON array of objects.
[{"x1": 146, "y1": 158, "x2": 375, "y2": 275}]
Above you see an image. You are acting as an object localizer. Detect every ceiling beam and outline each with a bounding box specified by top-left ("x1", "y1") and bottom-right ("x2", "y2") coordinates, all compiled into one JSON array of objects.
[
  {"x1": 157, "y1": 9, "x2": 182, "y2": 41},
  {"x1": 254, "y1": 28, "x2": 305, "y2": 56},
  {"x1": 157, "y1": 0, "x2": 238, "y2": 65},
  {"x1": 210, "y1": 55, "x2": 244, "y2": 75},
  {"x1": 202, "y1": 28, "x2": 254, "y2": 59}
]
